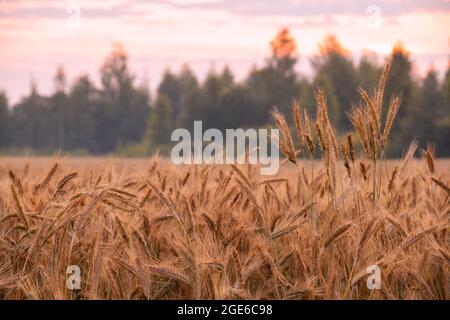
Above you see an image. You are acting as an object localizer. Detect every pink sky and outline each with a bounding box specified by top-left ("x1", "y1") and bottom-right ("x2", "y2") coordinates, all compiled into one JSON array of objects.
[{"x1": 0, "y1": 0, "x2": 449, "y2": 104}]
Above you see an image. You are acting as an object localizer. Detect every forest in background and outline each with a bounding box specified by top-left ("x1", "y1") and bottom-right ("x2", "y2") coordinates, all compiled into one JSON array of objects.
[{"x1": 0, "y1": 28, "x2": 449, "y2": 157}]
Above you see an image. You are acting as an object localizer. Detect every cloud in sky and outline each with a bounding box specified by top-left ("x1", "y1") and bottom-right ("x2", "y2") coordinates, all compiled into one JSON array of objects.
[
  {"x1": 3, "y1": 0, "x2": 448, "y2": 17},
  {"x1": 0, "y1": 0, "x2": 449, "y2": 103}
]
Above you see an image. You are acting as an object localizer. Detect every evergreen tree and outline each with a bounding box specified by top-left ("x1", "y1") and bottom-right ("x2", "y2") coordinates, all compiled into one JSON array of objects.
[
  {"x1": 147, "y1": 94, "x2": 173, "y2": 149},
  {"x1": 177, "y1": 65, "x2": 203, "y2": 129},
  {"x1": 219, "y1": 66, "x2": 234, "y2": 89},
  {"x1": 417, "y1": 69, "x2": 443, "y2": 144},
  {"x1": 358, "y1": 51, "x2": 381, "y2": 91},
  {"x1": 443, "y1": 64, "x2": 450, "y2": 106},
  {"x1": 435, "y1": 64, "x2": 450, "y2": 155},
  {"x1": 203, "y1": 70, "x2": 224, "y2": 127},
  {"x1": 65, "y1": 75, "x2": 96, "y2": 151},
  {"x1": 312, "y1": 35, "x2": 359, "y2": 131},
  {"x1": 94, "y1": 43, "x2": 149, "y2": 152},
  {"x1": 247, "y1": 28, "x2": 300, "y2": 124},
  {"x1": 158, "y1": 69, "x2": 182, "y2": 126},
  {"x1": 216, "y1": 85, "x2": 257, "y2": 130},
  {"x1": 0, "y1": 91, "x2": 8, "y2": 148},
  {"x1": 385, "y1": 43, "x2": 417, "y2": 156},
  {"x1": 51, "y1": 66, "x2": 67, "y2": 150},
  {"x1": 11, "y1": 81, "x2": 53, "y2": 150}
]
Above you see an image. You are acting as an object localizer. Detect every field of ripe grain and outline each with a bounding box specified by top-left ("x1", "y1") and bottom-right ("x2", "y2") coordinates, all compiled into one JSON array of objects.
[
  {"x1": 0, "y1": 155, "x2": 448, "y2": 300},
  {"x1": 0, "y1": 63, "x2": 448, "y2": 300}
]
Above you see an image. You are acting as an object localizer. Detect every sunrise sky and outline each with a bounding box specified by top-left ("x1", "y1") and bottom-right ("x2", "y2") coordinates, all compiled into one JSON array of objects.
[{"x1": 0, "y1": 0, "x2": 449, "y2": 103}]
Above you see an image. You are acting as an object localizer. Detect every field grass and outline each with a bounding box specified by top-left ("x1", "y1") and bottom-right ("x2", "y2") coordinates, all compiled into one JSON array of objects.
[{"x1": 0, "y1": 62, "x2": 448, "y2": 300}]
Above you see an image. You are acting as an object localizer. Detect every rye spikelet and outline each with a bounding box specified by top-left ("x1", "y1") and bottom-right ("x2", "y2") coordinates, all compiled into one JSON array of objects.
[
  {"x1": 388, "y1": 166, "x2": 398, "y2": 191},
  {"x1": 356, "y1": 217, "x2": 377, "y2": 259},
  {"x1": 115, "y1": 216, "x2": 129, "y2": 243},
  {"x1": 341, "y1": 142, "x2": 351, "y2": 178},
  {"x1": 422, "y1": 146, "x2": 435, "y2": 174},
  {"x1": 399, "y1": 225, "x2": 438, "y2": 251},
  {"x1": 55, "y1": 172, "x2": 78, "y2": 193},
  {"x1": 270, "y1": 224, "x2": 298, "y2": 240},
  {"x1": 358, "y1": 87, "x2": 380, "y2": 131},
  {"x1": 381, "y1": 96, "x2": 401, "y2": 149},
  {"x1": 376, "y1": 60, "x2": 391, "y2": 112},
  {"x1": 271, "y1": 107, "x2": 296, "y2": 163},
  {"x1": 36, "y1": 163, "x2": 59, "y2": 192},
  {"x1": 385, "y1": 215, "x2": 407, "y2": 237},
  {"x1": 8, "y1": 170, "x2": 24, "y2": 195},
  {"x1": 315, "y1": 122, "x2": 326, "y2": 152},
  {"x1": 323, "y1": 222, "x2": 352, "y2": 248},
  {"x1": 347, "y1": 134, "x2": 355, "y2": 164},
  {"x1": 147, "y1": 264, "x2": 192, "y2": 286},
  {"x1": 11, "y1": 185, "x2": 29, "y2": 229},
  {"x1": 360, "y1": 162, "x2": 368, "y2": 181},
  {"x1": 291, "y1": 99, "x2": 304, "y2": 148},
  {"x1": 431, "y1": 177, "x2": 450, "y2": 194},
  {"x1": 348, "y1": 107, "x2": 370, "y2": 157}
]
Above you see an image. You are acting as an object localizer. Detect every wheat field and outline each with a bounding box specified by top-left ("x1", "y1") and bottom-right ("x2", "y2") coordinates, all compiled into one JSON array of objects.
[{"x1": 0, "y1": 63, "x2": 448, "y2": 300}]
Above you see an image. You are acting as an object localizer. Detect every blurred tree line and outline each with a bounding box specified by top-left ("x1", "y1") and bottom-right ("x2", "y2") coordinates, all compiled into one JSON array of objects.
[{"x1": 0, "y1": 29, "x2": 449, "y2": 157}]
